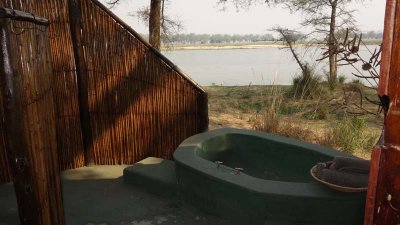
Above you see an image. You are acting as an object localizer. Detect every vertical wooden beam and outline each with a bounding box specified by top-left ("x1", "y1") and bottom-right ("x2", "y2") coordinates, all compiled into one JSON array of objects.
[
  {"x1": 0, "y1": 17, "x2": 37, "y2": 225},
  {"x1": 378, "y1": 0, "x2": 397, "y2": 97},
  {"x1": 364, "y1": 147, "x2": 382, "y2": 225},
  {"x1": 199, "y1": 92, "x2": 209, "y2": 132},
  {"x1": 365, "y1": 0, "x2": 400, "y2": 225},
  {"x1": 0, "y1": 8, "x2": 65, "y2": 225},
  {"x1": 68, "y1": 0, "x2": 94, "y2": 166}
]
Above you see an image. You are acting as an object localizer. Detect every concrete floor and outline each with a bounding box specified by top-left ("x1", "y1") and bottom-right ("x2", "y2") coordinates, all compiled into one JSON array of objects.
[{"x1": 0, "y1": 166, "x2": 229, "y2": 225}]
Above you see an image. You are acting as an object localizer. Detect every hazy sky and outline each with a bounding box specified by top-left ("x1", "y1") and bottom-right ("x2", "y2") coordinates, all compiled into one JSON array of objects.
[{"x1": 99, "y1": 0, "x2": 385, "y2": 35}]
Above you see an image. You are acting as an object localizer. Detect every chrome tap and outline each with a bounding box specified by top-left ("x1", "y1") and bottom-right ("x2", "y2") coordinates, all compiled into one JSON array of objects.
[
  {"x1": 234, "y1": 167, "x2": 244, "y2": 174},
  {"x1": 215, "y1": 161, "x2": 223, "y2": 168}
]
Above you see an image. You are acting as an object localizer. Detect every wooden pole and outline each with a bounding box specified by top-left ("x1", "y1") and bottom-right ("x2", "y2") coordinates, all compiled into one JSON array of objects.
[
  {"x1": 364, "y1": 1, "x2": 400, "y2": 224},
  {"x1": 0, "y1": 8, "x2": 65, "y2": 225},
  {"x1": 199, "y1": 92, "x2": 209, "y2": 132},
  {"x1": 68, "y1": 0, "x2": 94, "y2": 166}
]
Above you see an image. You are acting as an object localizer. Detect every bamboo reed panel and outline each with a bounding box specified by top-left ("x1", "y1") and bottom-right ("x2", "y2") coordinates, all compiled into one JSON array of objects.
[
  {"x1": 0, "y1": 0, "x2": 85, "y2": 183},
  {"x1": 79, "y1": 0, "x2": 208, "y2": 165},
  {"x1": 0, "y1": 0, "x2": 208, "y2": 183},
  {"x1": 0, "y1": 15, "x2": 65, "y2": 224}
]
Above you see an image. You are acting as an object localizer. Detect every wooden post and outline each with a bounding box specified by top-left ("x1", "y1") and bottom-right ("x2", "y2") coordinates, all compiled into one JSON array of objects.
[
  {"x1": 68, "y1": 0, "x2": 94, "y2": 166},
  {"x1": 0, "y1": 8, "x2": 65, "y2": 225},
  {"x1": 364, "y1": 147, "x2": 381, "y2": 225},
  {"x1": 199, "y1": 92, "x2": 209, "y2": 132},
  {"x1": 364, "y1": 0, "x2": 400, "y2": 224}
]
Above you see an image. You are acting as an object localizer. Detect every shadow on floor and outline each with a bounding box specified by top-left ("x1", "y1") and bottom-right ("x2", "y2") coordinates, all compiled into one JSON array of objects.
[{"x1": 0, "y1": 166, "x2": 229, "y2": 225}]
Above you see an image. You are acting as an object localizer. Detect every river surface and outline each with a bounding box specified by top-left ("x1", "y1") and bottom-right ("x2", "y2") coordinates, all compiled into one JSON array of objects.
[{"x1": 163, "y1": 46, "x2": 379, "y2": 86}]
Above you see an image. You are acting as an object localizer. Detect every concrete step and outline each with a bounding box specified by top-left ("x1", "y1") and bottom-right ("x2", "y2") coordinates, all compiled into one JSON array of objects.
[{"x1": 123, "y1": 157, "x2": 177, "y2": 197}]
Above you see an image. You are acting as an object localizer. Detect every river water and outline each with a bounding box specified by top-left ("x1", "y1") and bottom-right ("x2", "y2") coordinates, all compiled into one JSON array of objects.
[{"x1": 163, "y1": 46, "x2": 379, "y2": 86}]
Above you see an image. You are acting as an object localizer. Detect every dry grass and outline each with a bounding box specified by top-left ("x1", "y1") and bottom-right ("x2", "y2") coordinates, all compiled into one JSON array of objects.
[
  {"x1": 205, "y1": 84, "x2": 383, "y2": 159},
  {"x1": 251, "y1": 86, "x2": 315, "y2": 142},
  {"x1": 322, "y1": 117, "x2": 379, "y2": 154}
]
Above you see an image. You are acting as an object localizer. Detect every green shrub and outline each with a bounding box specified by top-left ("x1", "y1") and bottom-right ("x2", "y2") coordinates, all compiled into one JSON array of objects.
[
  {"x1": 238, "y1": 101, "x2": 262, "y2": 113},
  {"x1": 302, "y1": 103, "x2": 329, "y2": 120},
  {"x1": 345, "y1": 79, "x2": 365, "y2": 93},
  {"x1": 279, "y1": 103, "x2": 299, "y2": 115},
  {"x1": 289, "y1": 66, "x2": 322, "y2": 99},
  {"x1": 338, "y1": 75, "x2": 346, "y2": 84}
]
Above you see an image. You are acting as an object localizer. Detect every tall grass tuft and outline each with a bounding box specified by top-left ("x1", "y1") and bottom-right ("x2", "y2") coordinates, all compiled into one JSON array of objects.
[
  {"x1": 323, "y1": 117, "x2": 378, "y2": 154},
  {"x1": 252, "y1": 86, "x2": 314, "y2": 142},
  {"x1": 252, "y1": 86, "x2": 283, "y2": 133}
]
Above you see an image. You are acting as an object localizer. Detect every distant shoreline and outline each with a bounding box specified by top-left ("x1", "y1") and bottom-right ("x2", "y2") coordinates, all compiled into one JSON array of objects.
[
  {"x1": 164, "y1": 44, "x2": 286, "y2": 50},
  {"x1": 161, "y1": 39, "x2": 382, "y2": 51}
]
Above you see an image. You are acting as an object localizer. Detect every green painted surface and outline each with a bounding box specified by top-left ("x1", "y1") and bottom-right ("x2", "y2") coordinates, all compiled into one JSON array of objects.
[
  {"x1": 124, "y1": 157, "x2": 177, "y2": 197},
  {"x1": 0, "y1": 166, "x2": 229, "y2": 225},
  {"x1": 198, "y1": 133, "x2": 336, "y2": 182},
  {"x1": 174, "y1": 128, "x2": 366, "y2": 225}
]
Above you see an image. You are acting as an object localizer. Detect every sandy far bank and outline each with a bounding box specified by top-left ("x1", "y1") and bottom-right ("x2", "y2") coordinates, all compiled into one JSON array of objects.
[
  {"x1": 163, "y1": 44, "x2": 287, "y2": 51},
  {"x1": 161, "y1": 39, "x2": 380, "y2": 51}
]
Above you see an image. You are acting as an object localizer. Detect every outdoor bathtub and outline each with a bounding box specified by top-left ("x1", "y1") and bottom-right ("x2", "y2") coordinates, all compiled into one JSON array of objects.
[{"x1": 173, "y1": 128, "x2": 366, "y2": 225}]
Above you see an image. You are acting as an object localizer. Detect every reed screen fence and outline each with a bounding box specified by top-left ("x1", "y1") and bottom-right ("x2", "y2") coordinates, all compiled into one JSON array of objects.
[{"x1": 0, "y1": 0, "x2": 208, "y2": 184}]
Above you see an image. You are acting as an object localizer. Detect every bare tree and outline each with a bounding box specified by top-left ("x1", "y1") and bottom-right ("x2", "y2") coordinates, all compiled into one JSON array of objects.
[
  {"x1": 288, "y1": 0, "x2": 358, "y2": 86},
  {"x1": 325, "y1": 28, "x2": 381, "y2": 88},
  {"x1": 135, "y1": 1, "x2": 183, "y2": 49},
  {"x1": 273, "y1": 26, "x2": 321, "y2": 99},
  {"x1": 218, "y1": 0, "x2": 361, "y2": 84},
  {"x1": 273, "y1": 27, "x2": 306, "y2": 73},
  {"x1": 107, "y1": 0, "x2": 182, "y2": 50},
  {"x1": 149, "y1": 0, "x2": 162, "y2": 50},
  {"x1": 319, "y1": 28, "x2": 382, "y2": 115}
]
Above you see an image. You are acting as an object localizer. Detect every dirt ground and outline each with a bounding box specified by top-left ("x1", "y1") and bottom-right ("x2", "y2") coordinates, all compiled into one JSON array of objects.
[{"x1": 209, "y1": 112, "x2": 253, "y2": 130}]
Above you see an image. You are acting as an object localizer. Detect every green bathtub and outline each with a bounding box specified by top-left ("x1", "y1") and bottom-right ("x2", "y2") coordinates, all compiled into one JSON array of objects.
[{"x1": 173, "y1": 128, "x2": 366, "y2": 225}]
